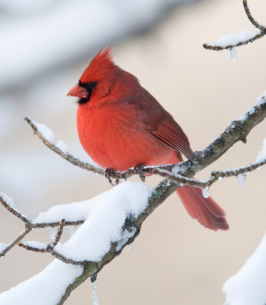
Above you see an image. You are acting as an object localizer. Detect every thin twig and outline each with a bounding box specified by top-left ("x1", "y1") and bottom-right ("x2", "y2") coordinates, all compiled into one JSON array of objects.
[
  {"x1": 243, "y1": 0, "x2": 266, "y2": 31},
  {"x1": 203, "y1": 0, "x2": 266, "y2": 51},
  {"x1": 203, "y1": 30, "x2": 266, "y2": 51},
  {"x1": 0, "y1": 227, "x2": 32, "y2": 258},
  {"x1": 154, "y1": 158, "x2": 266, "y2": 188},
  {"x1": 19, "y1": 220, "x2": 66, "y2": 254},
  {"x1": 0, "y1": 196, "x2": 33, "y2": 226}
]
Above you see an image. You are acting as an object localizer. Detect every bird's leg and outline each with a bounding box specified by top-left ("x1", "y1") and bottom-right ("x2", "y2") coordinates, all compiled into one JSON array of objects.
[
  {"x1": 105, "y1": 168, "x2": 119, "y2": 186},
  {"x1": 134, "y1": 163, "x2": 146, "y2": 182}
]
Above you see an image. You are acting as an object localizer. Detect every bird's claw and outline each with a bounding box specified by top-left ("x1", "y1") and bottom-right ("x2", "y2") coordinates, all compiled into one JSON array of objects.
[
  {"x1": 105, "y1": 168, "x2": 119, "y2": 186},
  {"x1": 134, "y1": 163, "x2": 146, "y2": 182}
]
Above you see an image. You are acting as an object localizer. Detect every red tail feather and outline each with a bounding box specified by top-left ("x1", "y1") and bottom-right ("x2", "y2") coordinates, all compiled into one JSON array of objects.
[{"x1": 177, "y1": 185, "x2": 229, "y2": 231}]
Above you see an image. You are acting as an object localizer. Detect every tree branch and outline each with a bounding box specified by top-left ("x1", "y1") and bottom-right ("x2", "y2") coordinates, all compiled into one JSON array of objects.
[
  {"x1": 203, "y1": 0, "x2": 266, "y2": 52},
  {"x1": 1, "y1": 92, "x2": 266, "y2": 304},
  {"x1": 44, "y1": 98, "x2": 266, "y2": 304},
  {"x1": 243, "y1": 0, "x2": 266, "y2": 31},
  {"x1": 0, "y1": 227, "x2": 32, "y2": 258}
]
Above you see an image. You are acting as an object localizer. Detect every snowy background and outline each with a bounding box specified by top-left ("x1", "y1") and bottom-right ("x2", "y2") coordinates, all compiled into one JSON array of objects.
[{"x1": 0, "y1": 0, "x2": 266, "y2": 304}]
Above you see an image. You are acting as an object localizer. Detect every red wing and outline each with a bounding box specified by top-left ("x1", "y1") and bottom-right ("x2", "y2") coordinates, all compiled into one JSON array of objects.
[
  {"x1": 145, "y1": 105, "x2": 194, "y2": 159},
  {"x1": 128, "y1": 88, "x2": 194, "y2": 159}
]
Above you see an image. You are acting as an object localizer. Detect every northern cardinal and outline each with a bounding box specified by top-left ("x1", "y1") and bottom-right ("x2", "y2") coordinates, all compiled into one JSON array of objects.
[{"x1": 67, "y1": 47, "x2": 229, "y2": 231}]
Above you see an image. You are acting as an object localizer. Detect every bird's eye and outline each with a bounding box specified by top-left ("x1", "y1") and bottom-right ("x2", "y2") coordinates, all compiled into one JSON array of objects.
[{"x1": 89, "y1": 82, "x2": 98, "y2": 89}]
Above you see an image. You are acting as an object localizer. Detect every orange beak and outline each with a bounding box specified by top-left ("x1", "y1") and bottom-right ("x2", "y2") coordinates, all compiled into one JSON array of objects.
[{"x1": 67, "y1": 83, "x2": 88, "y2": 99}]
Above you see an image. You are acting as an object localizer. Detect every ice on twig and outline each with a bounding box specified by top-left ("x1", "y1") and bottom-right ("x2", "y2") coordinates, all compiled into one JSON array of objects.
[
  {"x1": 128, "y1": 244, "x2": 133, "y2": 252},
  {"x1": 202, "y1": 187, "x2": 210, "y2": 198},
  {"x1": 237, "y1": 174, "x2": 246, "y2": 187},
  {"x1": 0, "y1": 192, "x2": 16, "y2": 209},
  {"x1": 230, "y1": 47, "x2": 238, "y2": 61},
  {"x1": 223, "y1": 232, "x2": 266, "y2": 305},
  {"x1": 256, "y1": 138, "x2": 266, "y2": 163},
  {"x1": 56, "y1": 140, "x2": 70, "y2": 154},
  {"x1": 47, "y1": 227, "x2": 58, "y2": 240},
  {"x1": 215, "y1": 30, "x2": 259, "y2": 48},
  {"x1": 92, "y1": 281, "x2": 99, "y2": 305},
  {"x1": 66, "y1": 226, "x2": 76, "y2": 239},
  {"x1": 32, "y1": 120, "x2": 55, "y2": 144}
]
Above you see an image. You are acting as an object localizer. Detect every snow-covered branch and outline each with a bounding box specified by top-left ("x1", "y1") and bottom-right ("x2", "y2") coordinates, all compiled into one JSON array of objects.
[
  {"x1": 203, "y1": 0, "x2": 266, "y2": 59},
  {"x1": 1, "y1": 90, "x2": 266, "y2": 304},
  {"x1": 0, "y1": 193, "x2": 84, "y2": 258}
]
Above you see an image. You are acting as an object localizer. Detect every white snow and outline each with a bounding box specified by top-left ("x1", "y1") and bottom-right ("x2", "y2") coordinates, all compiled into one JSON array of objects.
[
  {"x1": 0, "y1": 182, "x2": 152, "y2": 304},
  {"x1": 236, "y1": 89, "x2": 266, "y2": 122},
  {"x1": 32, "y1": 120, "x2": 55, "y2": 144},
  {"x1": 35, "y1": 182, "x2": 152, "y2": 262},
  {"x1": 202, "y1": 187, "x2": 210, "y2": 198},
  {"x1": 0, "y1": 243, "x2": 7, "y2": 254},
  {"x1": 256, "y1": 138, "x2": 266, "y2": 163},
  {"x1": 215, "y1": 30, "x2": 259, "y2": 48},
  {"x1": 255, "y1": 90, "x2": 266, "y2": 106},
  {"x1": 22, "y1": 241, "x2": 48, "y2": 250},
  {"x1": 0, "y1": 260, "x2": 83, "y2": 305},
  {"x1": 237, "y1": 174, "x2": 246, "y2": 188},
  {"x1": 223, "y1": 232, "x2": 266, "y2": 305},
  {"x1": 92, "y1": 281, "x2": 99, "y2": 305},
  {"x1": 56, "y1": 140, "x2": 70, "y2": 154},
  {"x1": 230, "y1": 47, "x2": 239, "y2": 61},
  {"x1": 0, "y1": 192, "x2": 16, "y2": 209},
  {"x1": 235, "y1": 106, "x2": 256, "y2": 122}
]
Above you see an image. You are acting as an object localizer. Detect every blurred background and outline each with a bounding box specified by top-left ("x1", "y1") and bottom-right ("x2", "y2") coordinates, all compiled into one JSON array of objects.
[{"x1": 0, "y1": 0, "x2": 266, "y2": 304}]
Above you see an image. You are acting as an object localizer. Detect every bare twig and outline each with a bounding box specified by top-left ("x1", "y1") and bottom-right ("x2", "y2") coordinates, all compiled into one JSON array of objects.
[
  {"x1": 0, "y1": 195, "x2": 33, "y2": 226},
  {"x1": 203, "y1": 0, "x2": 266, "y2": 51},
  {"x1": 19, "y1": 220, "x2": 66, "y2": 254},
  {"x1": 243, "y1": 0, "x2": 266, "y2": 31},
  {"x1": 154, "y1": 158, "x2": 266, "y2": 189},
  {"x1": 19, "y1": 219, "x2": 89, "y2": 266},
  {"x1": 0, "y1": 227, "x2": 32, "y2": 258}
]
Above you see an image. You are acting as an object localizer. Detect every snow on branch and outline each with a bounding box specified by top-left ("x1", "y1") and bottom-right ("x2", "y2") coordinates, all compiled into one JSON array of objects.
[
  {"x1": 203, "y1": 0, "x2": 266, "y2": 59},
  {"x1": 0, "y1": 192, "x2": 85, "y2": 258},
  {"x1": 1, "y1": 91, "x2": 266, "y2": 304}
]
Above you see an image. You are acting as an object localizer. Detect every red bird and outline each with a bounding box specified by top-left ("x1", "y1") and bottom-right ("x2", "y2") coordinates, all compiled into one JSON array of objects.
[{"x1": 67, "y1": 47, "x2": 229, "y2": 231}]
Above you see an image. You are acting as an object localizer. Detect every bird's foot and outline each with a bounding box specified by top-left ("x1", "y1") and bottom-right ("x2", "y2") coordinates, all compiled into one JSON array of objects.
[
  {"x1": 134, "y1": 163, "x2": 146, "y2": 182},
  {"x1": 105, "y1": 168, "x2": 119, "y2": 186}
]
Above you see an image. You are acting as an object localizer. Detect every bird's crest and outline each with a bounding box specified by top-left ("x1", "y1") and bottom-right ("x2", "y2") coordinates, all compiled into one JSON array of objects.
[{"x1": 80, "y1": 46, "x2": 116, "y2": 83}]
